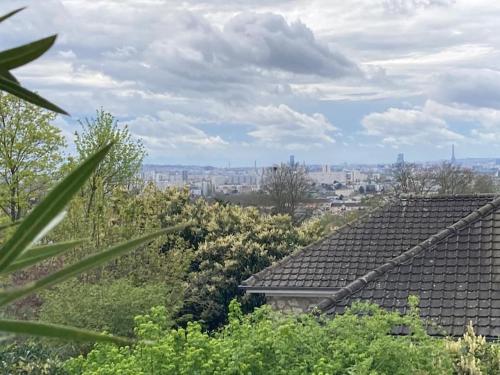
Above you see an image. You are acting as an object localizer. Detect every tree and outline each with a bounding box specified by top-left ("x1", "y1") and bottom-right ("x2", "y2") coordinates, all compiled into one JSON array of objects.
[
  {"x1": 472, "y1": 174, "x2": 497, "y2": 194},
  {"x1": 0, "y1": 93, "x2": 65, "y2": 221},
  {"x1": 262, "y1": 163, "x2": 310, "y2": 217},
  {"x1": 435, "y1": 162, "x2": 474, "y2": 194},
  {"x1": 391, "y1": 163, "x2": 436, "y2": 195},
  {"x1": 75, "y1": 109, "x2": 146, "y2": 215}
]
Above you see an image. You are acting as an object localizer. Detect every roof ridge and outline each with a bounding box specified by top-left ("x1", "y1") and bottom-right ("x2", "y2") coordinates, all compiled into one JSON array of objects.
[
  {"x1": 315, "y1": 194, "x2": 500, "y2": 313},
  {"x1": 241, "y1": 197, "x2": 396, "y2": 288},
  {"x1": 399, "y1": 193, "x2": 497, "y2": 200}
]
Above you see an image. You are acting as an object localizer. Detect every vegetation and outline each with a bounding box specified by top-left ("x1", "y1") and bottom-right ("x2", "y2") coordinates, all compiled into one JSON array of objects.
[
  {"x1": 0, "y1": 93, "x2": 66, "y2": 222},
  {"x1": 0, "y1": 5, "x2": 177, "y2": 347},
  {"x1": 0, "y1": 7, "x2": 66, "y2": 114},
  {"x1": 2, "y1": 5, "x2": 500, "y2": 374},
  {"x1": 75, "y1": 110, "x2": 145, "y2": 218},
  {"x1": 392, "y1": 162, "x2": 497, "y2": 195},
  {"x1": 65, "y1": 299, "x2": 500, "y2": 375},
  {"x1": 40, "y1": 185, "x2": 325, "y2": 334},
  {"x1": 262, "y1": 163, "x2": 310, "y2": 217}
]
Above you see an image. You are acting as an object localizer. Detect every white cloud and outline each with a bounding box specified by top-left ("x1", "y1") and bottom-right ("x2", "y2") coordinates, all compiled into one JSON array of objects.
[
  {"x1": 362, "y1": 105, "x2": 464, "y2": 146},
  {"x1": 221, "y1": 104, "x2": 337, "y2": 148},
  {"x1": 362, "y1": 99, "x2": 500, "y2": 147},
  {"x1": 128, "y1": 112, "x2": 228, "y2": 155},
  {"x1": 5, "y1": 0, "x2": 500, "y2": 163}
]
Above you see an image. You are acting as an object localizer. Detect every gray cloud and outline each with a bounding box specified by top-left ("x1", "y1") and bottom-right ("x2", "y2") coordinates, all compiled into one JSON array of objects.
[
  {"x1": 432, "y1": 69, "x2": 500, "y2": 109},
  {"x1": 4, "y1": 0, "x2": 500, "y2": 163}
]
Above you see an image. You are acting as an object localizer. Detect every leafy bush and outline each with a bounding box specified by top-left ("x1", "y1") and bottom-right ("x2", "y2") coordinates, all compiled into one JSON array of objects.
[
  {"x1": 0, "y1": 340, "x2": 66, "y2": 375},
  {"x1": 446, "y1": 322, "x2": 500, "y2": 374},
  {"x1": 65, "y1": 300, "x2": 461, "y2": 375},
  {"x1": 49, "y1": 184, "x2": 326, "y2": 330},
  {"x1": 40, "y1": 278, "x2": 176, "y2": 339}
]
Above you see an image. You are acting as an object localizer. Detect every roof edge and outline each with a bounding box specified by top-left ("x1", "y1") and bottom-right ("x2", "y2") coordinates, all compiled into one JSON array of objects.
[
  {"x1": 315, "y1": 194, "x2": 500, "y2": 313},
  {"x1": 240, "y1": 198, "x2": 396, "y2": 287},
  {"x1": 398, "y1": 193, "x2": 497, "y2": 199},
  {"x1": 240, "y1": 286, "x2": 340, "y2": 296}
]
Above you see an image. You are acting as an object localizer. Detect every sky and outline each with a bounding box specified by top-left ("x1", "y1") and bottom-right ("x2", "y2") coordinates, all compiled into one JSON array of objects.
[{"x1": 2, "y1": 0, "x2": 500, "y2": 166}]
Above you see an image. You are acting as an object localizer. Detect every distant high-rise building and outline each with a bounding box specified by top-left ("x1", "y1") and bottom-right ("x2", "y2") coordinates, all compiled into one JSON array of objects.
[
  {"x1": 182, "y1": 170, "x2": 188, "y2": 182},
  {"x1": 289, "y1": 155, "x2": 295, "y2": 167},
  {"x1": 451, "y1": 144, "x2": 456, "y2": 164},
  {"x1": 396, "y1": 153, "x2": 404, "y2": 165}
]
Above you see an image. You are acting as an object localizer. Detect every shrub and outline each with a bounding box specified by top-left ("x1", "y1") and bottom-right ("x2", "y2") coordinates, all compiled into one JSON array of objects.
[
  {"x1": 65, "y1": 300, "x2": 457, "y2": 375},
  {"x1": 0, "y1": 340, "x2": 66, "y2": 375},
  {"x1": 40, "y1": 278, "x2": 178, "y2": 339},
  {"x1": 446, "y1": 322, "x2": 500, "y2": 374}
]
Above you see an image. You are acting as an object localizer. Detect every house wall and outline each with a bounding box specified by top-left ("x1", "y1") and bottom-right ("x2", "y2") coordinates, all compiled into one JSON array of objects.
[{"x1": 266, "y1": 296, "x2": 324, "y2": 314}]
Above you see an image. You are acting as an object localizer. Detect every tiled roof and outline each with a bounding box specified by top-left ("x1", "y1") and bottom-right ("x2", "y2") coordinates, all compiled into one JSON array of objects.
[{"x1": 241, "y1": 194, "x2": 500, "y2": 337}]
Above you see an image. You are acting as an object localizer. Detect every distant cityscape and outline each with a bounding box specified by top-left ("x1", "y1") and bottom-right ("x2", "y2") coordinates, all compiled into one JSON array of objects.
[{"x1": 141, "y1": 145, "x2": 500, "y2": 199}]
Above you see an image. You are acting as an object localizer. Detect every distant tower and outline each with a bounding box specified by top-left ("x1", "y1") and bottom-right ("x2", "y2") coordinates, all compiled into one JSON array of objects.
[
  {"x1": 289, "y1": 155, "x2": 295, "y2": 167},
  {"x1": 396, "y1": 153, "x2": 404, "y2": 165},
  {"x1": 451, "y1": 144, "x2": 456, "y2": 164},
  {"x1": 182, "y1": 170, "x2": 188, "y2": 182}
]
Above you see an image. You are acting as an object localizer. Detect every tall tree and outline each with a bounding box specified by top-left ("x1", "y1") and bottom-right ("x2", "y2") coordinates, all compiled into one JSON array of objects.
[
  {"x1": 262, "y1": 163, "x2": 310, "y2": 217},
  {"x1": 75, "y1": 109, "x2": 146, "y2": 215},
  {"x1": 0, "y1": 93, "x2": 65, "y2": 221}
]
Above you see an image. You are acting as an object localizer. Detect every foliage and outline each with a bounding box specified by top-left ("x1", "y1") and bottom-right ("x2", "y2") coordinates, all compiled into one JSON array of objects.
[
  {"x1": 48, "y1": 184, "x2": 324, "y2": 331},
  {"x1": 65, "y1": 300, "x2": 463, "y2": 375},
  {"x1": 471, "y1": 174, "x2": 497, "y2": 194},
  {"x1": 75, "y1": 109, "x2": 145, "y2": 219},
  {"x1": 0, "y1": 144, "x2": 187, "y2": 344},
  {"x1": 0, "y1": 5, "x2": 184, "y2": 344},
  {"x1": 0, "y1": 7, "x2": 67, "y2": 114},
  {"x1": 158, "y1": 188, "x2": 325, "y2": 328},
  {"x1": 391, "y1": 162, "x2": 497, "y2": 195},
  {"x1": 0, "y1": 93, "x2": 66, "y2": 221},
  {"x1": 446, "y1": 322, "x2": 500, "y2": 375},
  {"x1": 40, "y1": 278, "x2": 176, "y2": 339},
  {"x1": 0, "y1": 340, "x2": 67, "y2": 375}
]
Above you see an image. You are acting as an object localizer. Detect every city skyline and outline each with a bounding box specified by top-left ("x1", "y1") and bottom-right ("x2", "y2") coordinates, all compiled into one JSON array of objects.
[{"x1": 3, "y1": 1, "x2": 500, "y2": 165}]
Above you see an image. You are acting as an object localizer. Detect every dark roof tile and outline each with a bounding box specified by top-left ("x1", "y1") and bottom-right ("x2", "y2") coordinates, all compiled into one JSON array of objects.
[{"x1": 242, "y1": 194, "x2": 500, "y2": 338}]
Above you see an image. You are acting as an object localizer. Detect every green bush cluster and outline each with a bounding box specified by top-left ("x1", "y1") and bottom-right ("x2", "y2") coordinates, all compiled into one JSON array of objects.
[
  {"x1": 0, "y1": 340, "x2": 66, "y2": 375},
  {"x1": 64, "y1": 300, "x2": 500, "y2": 375},
  {"x1": 41, "y1": 185, "x2": 326, "y2": 334}
]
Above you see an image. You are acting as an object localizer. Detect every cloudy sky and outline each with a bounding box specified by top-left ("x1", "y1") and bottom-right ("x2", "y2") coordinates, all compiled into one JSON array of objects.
[{"x1": 3, "y1": 0, "x2": 500, "y2": 166}]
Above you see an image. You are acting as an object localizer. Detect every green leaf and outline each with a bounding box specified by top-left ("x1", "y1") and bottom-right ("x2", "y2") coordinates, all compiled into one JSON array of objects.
[
  {"x1": 0, "y1": 220, "x2": 19, "y2": 232},
  {"x1": 0, "y1": 35, "x2": 56, "y2": 70},
  {"x1": 0, "y1": 143, "x2": 113, "y2": 272},
  {"x1": 0, "y1": 7, "x2": 25, "y2": 23},
  {"x1": 0, "y1": 319, "x2": 131, "y2": 345},
  {"x1": 0, "y1": 223, "x2": 188, "y2": 306},
  {"x1": 0, "y1": 70, "x2": 18, "y2": 84},
  {"x1": 0, "y1": 76, "x2": 68, "y2": 115},
  {"x1": 0, "y1": 239, "x2": 85, "y2": 275}
]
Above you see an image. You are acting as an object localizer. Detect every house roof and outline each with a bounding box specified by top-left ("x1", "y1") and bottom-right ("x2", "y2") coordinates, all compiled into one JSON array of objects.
[{"x1": 241, "y1": 194, "x2": 500, "y2": 338}]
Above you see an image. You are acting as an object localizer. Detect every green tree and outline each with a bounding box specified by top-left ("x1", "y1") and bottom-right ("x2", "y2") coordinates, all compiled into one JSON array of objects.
[
  {"x1": 0, "y1": 93, "x2": 65, "y2": 222},
  {"x1": 75, "y1": 109, "x2": 145, "y2": 216}
]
